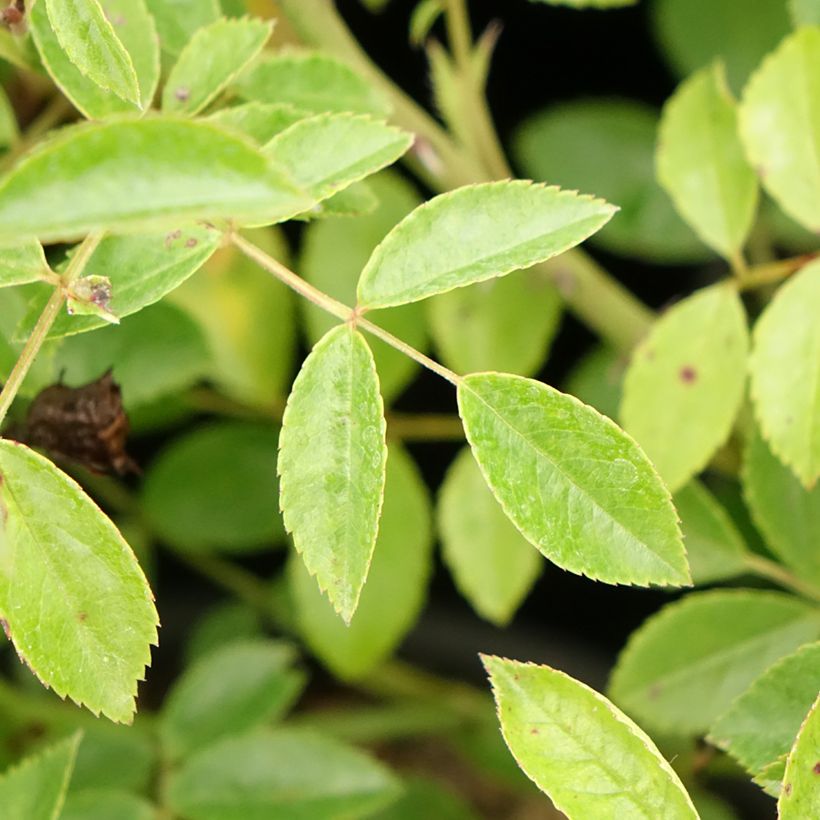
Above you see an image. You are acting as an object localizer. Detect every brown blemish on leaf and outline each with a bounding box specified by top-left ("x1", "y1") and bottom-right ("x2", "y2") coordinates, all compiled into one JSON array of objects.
[
  {"x1": 785, "y1": 782, "x2": 793, "y2": 796},
  {"x1": 813, "y1": 761, "x2": 820, "y2": 775},
  {"x1": 175, "y1": 86, "x2": 190, "y2": 102},
  {"x1": 530, "y1": 727, "x2": 539, "y2": 735},
  {"x1": 77, "y1": 611, "x2": 88, "y2": 623},
  {"x1": 185, "y1": 237, "x2": 198, "y2": 248},
  {"x1": 165, "y1": 229, "x2": 182, "y2": 247},
  {"x1": 648, "y1": 683, "x2": 663, "y2": 700},
  {"x1": 679, "y1": 365, "x2": 697, "y2": 384}
]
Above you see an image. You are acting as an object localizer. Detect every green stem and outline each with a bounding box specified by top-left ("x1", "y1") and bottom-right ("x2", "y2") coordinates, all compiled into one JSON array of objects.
[
  {"x1": 277, "y1": 0, "x2": 655, "y2": 353},
  {"x1": 739, "y1": 252, "x2": 818, "y2": 291},
  {"x1": 231, "y1": 233, "x2": 461, "y2": 385},
  {"x1": 744, "y1": 553, "x2": 820, "y2": 604},
  {"x1": 0, "y1": 232, "x2": 102, "y2": 428},
  {"x1": 387, "y1": 412, "x2": 464, "y2": 441}
]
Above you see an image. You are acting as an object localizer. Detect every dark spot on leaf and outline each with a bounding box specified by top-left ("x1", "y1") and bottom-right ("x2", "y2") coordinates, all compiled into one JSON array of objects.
[
  {"x1": 648, "y1": 683, "x2": 663, "y2": 700},
  {"x1": 813, "y1": 761, "x2": 820, "y2": 774},
  {"x1": 185, "y1": 237, "x2": 198, "y2": 248},
  {"x1": 175, "y1": 86, "x2": 190, "y2": 102},
  {"x1": 513, "y1": 674, "x2": 520, "y2": 681},
  {"x1": 551, "y1": 267, "x2": 576, "y2": 297},
  {"x1": 165, "y1": 229, "x2": 182, "y2": 247},
  {"x1": 530, "y1": 727, "x2": 539, "y2": 735},
  {"x1": 785, "y1": 783, "x2": 792, "y2": 796},
  {"x1": 679, "y1": 365, "x2": 697, "y2": 384},
  {"x1": 77, "y1": 611, "x2": 88, "y2": 622}
]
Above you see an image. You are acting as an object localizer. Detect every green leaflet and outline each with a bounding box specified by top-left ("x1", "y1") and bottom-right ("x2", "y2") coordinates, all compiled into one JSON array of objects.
[
  {"x1": 743, "y1": 428, "x2": 820, "y2": 586},
  {"x1": 60, "y1": 791, "x2": 156, "y2": 820},
  {"x1": 0, "y1": 442, "x2": 158, "y2": 722},
  {"x1": 234, "y1": 51, "x2": 391, "y2": 116},
  {"x1": 0, "y1": 85, "x2": 18, "y2": 149},
  {"x1": 0, "y1": 242, "x2": 50, "y2": 288},
  {"x1": 439, "y1": 448, "x2": 542, "y2": 625},
  {"x1": 290, "y1": 444, "x2": 433, "y2": 680},
  {"x1": 167, "y1": 728, "x2": 400, "y2": 819},
  {"x1": 563, "y1": 345, "x2": 625, "y2": 421},
  {"x1": 357, "y1": 180, "x2": 616, "y2": 310},
  {"x1": 68, "y1": 723, "x2": 155, "y2": 794},
  {"x1": 142, "y1": 422, "x2": 286, "y2": 554},
  {"x1": 16, "y1": 226, "x2": 221, "y2": 338},
  {"x1": 673, "y1": 480, "x2": 749, "y2": 585},
  {"x1": 144, "y1": 0, "x2": 220, "y2": 56},
  {"x1": 609, "y1": 589, "x2": 820, "y2": 734},
  {"x1": 791, "y1": 0, "x2": 820, "y2": 25},
  {"x1": 657, "y1": 63, "x2": 758, "y2": 259},
  {"x1": 263, "y1": 113, "x2": 412, "y2": 205},
  {"x1": 299, "y1": 171, "x2": 427, "y2": 403},
  {"x1": 749, "y1": 258, "x2": 820, "y2": 488},
  {"x1": 160, "y1": 640, "x2": 306, "y2": 760},
  {"x1": 184, "y1": 601, "x2": 263, "y2": 665},
  {"x1": 163, "y1": 17, "x2": 273, "y2": 116},
  {"x1": 709, "y1": 642, "x2": 820, "y2": 782},
  {"x1": 457, "y1": 373, "x2": 689, "y2": 587},
  {"x1": 53, "y1": 301, "x2": 211, "y2": 411},
  {"x1": 279, "y1": 324, "x2": 387, "y2": 624},
  {"x1": 427, "y1": 269, "x2": 562, "y2": 377},
  {"x1": 45, "y1": 0, "x2": 140, "y2": 106},
  {"x1": 0, "y1": 118, "x2": 311, "y2": 244},
  {"x1": 652, "y1": 0, "x2": 791, "y2": 91},
  {"x1": 0, "y1": 732, "x2": 81, "y2": 820},
  {"x1": 740, "y1": 27, "x2": 820, "y2": 232},
  {"x1": 779, "y1": 693, "x2": 820, "y2": 818},
  {"x1": 206, "y1": 102, "x2": 311, "y2": 144},
  {"x1": 170, "y1": 227, "x2": 296, "y2": 408},
  {"x1": 621, "y1": 283, "x2": 749, "y2": 493},
  {"x1": 370, "y1": 777, "x2": 478, "y2": 820},
  {"x1": 513, "y1": 99, "x2": 710, "y2": 264},
  {"x1": 483, "y1": 656, "x2": 698, "y2": 819}
]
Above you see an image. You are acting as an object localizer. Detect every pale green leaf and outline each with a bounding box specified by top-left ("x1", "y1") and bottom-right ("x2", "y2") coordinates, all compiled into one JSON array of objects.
[
  {"x1": 621, "y1": 283, "x2": 749, "y2": 493},
  {"x1": 528, "y1": 0, "x2": 637, "y2": 7},
  {"x1": 652, "y1": 0, "x2": 791, "y2": 91},
  {"x1": 142, "y1": 421, "x2": 286, "y2": 554},
  {"x1": 160, "y1": 640, "x2": 306, "y2": 759},
  {"x1": 439, "y1": 448, "x2": 542, "y2": 625},
  {"x1": 279, "y1": 324, "x2": 387, "y2": 623},
  {"x1": 53, "y1": 301, "x2": 210, "y2": 410},
  {"x1": 0, "y1": 732, "x2": 81, "y2": 820},
  {"x1": 45, "y1": 0, "x2": 141, "y2": 105},
  {"x1": 357, "y1": 180, "x2": 616, "y2": 310},
  {"x1": 0, "y1": 242, "x2": 50, "y2": 289},
  {"x1": 513, "y1": 99, "x2": 710, "y2": 263},
  {"x1": 743, "y1": 428, "x2": 820, "y2": 585},
  {"x1": 657, "y1": 63, "x2": 758, "y2": 258},
  {"x1": 755, "y1": 755, "x2": 788, "y2": 797},
  {"x1": 163, "y1": 17, "x2": 272, "y2": 115},
  {"x1": 427, "y1": 269, "x2": 562, "y2": 377},
  {"x1": 206, "y1": 102, "x2": 311, "y2": 144},
  {"x1": 370, "y1": 777, "x2": 477, "y2": 820},
  {"x1": 483, "y1": 656, "x2": 698, "y2": 819},
  {"x1": 16, "y1": 226, "x2": 220, "y2": 338},
  {"x1": 300, "y1": 171, "x2": 427, "y2": 403},
  {"x1": 609, "y1": 589, "x2": 820, "y2": 734},
  {"x1": 314, "y1": 180, "x2": 378, "y2": 218},
  {"x1": 61, "y1": 790, "x2": 156, "y2": 820},
  {"x1": 290, "y1": 444, "x2": 432, "y2": 680},
  {"x1": 145, "y1": 0, "x2": 220, "y2": 56},
  {"x1": 31, "y1": 0, "x2": 159, "y2": 118},
  {"x1": 167, "y1": 728, "x2": 400, "y2": 819},
  {"x1": 264, "y1": 113, "x2": 412, "y2": 206},
  {"x1": 779, "y1": 693, "x2": 820, "y2": 818},
  {"x1": 0, "y1": 84, "x2": 19, "y2": 149},
  {"x1": 409, "y1": 0, "x2": 443, "y2": 46},
  {"x1": 68, "y1": 722, "x2": 154, "y2": 794},
  {"x1": 673, "y1": 480, "x2": 749, "y2": 585},
  {"x1": 749, "y1": 258, "x2": 820, "y2": 487},
  {"x1": 739, "y1": 27, "x2": 820, "y2": 232},
  {"x1": 234, "y1": 51, "x2": 391, "y2": 116},
  {"x1": 170, "y1": 227, "x2": 296, "y2": 407},
  {"x1": 0, "y1": 118, "x2": 311, "y2": 244},
  {"x1": 563, "y1": 345, "x2": 625, "y2": 421},
  {"x1": 791, "y1": 0, "x2": 820, "y2": 26},
  {"x1": 0, "y1": 28, "x2": 38, "y2": 71},
  {"x1": 709, "y1": 642, "x2": 820, "y2": 780},
  {"x1": 0, "y1": 443, "x2": 158, "y2": 722},
  {"x1": 457, "y1": 373, "x2": 689, "y2": 587}
]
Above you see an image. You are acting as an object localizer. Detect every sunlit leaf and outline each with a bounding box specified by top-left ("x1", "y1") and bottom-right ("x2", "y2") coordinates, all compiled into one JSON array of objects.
[
  {"x1": 163, "y1": 17, "x2": 273, "y2": 115},
  {"x1": 621, "y1": 283, "x2": 749, "y2": 492},
  {"x1": 0, "y1": 442, "x2": 158, "y2": 722},
  {"x1": 458, "y1": 372, "x2": 689, "y2": 586},
  {"x1": 279, "y1": 324, "x2": 386, "y2": 623},
  {"x1": 779, "y1": 693, "x2": 820, "y2": 818},
  {"x1": 609, "y1": 589, "x2": 820, "y2": 733},
  {"x1": 0, "y1": 242, "x2": 50, "y2": 289},
  {"x1": 358, "y1": 180, "x2": 616, "y2": 309},
  {"x1": 740, "y1": 27, "x2": 820, "y2": 232},
  {"x1": 439, "y1": 448, "x2": 542, "y2": 625},
  {"x1": 749, "y1": 259, "x2": 820, "y2": 487},
  {"x1": 206, "y1": 102, "x2": 311, "y2": 144},
  {"x1": 657, "y1": 63, "x2": 758, "y2": 259},
  {"x1": 0, "y1": 118, "x2": 311, "y2": 244},
  {"x1": 483, "y1": 656, "x2": 698, "y2": 819},
  {"x1": 290, "y1": 444, "x2": 432, "y2": 679}
]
